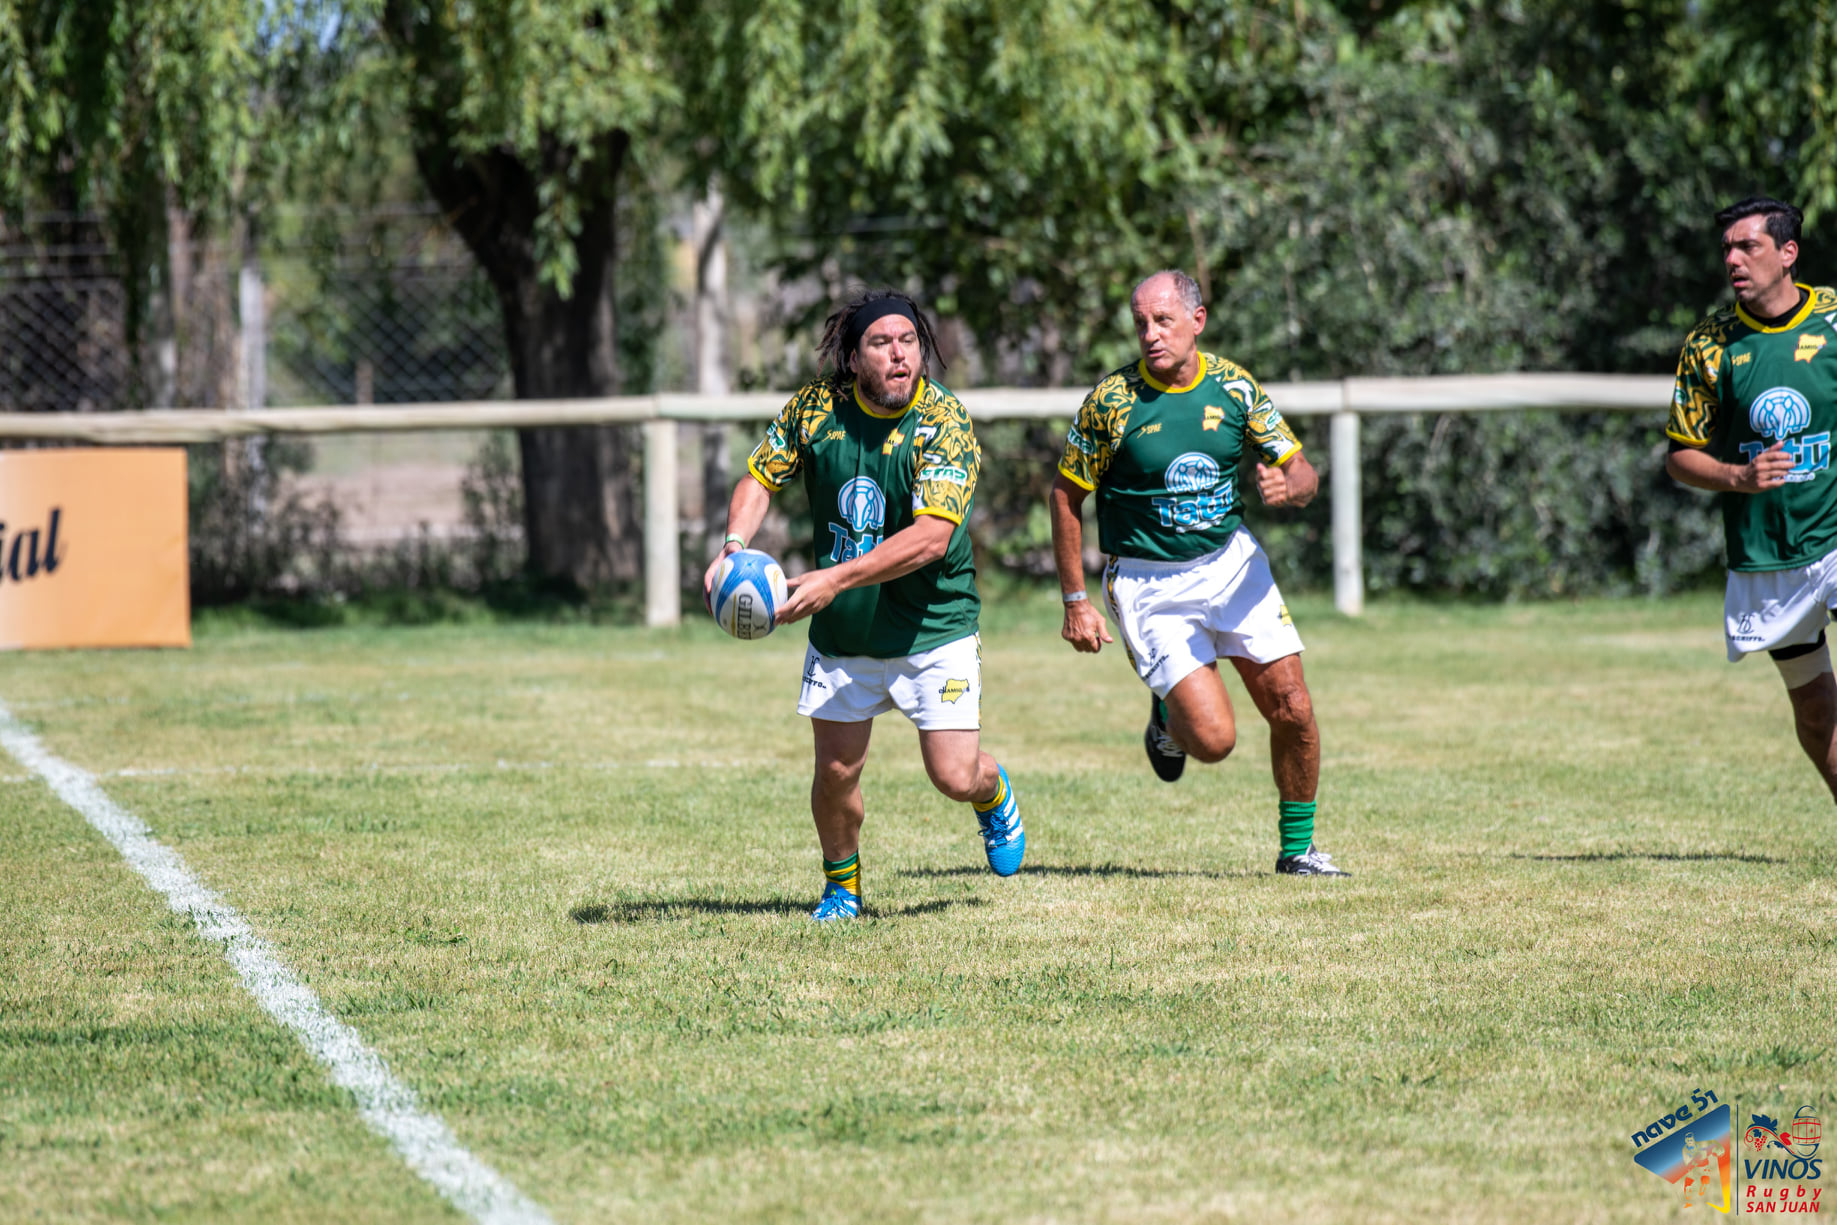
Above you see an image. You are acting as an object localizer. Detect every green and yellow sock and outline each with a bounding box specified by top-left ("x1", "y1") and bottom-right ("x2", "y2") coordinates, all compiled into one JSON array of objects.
[
  {"x1": 1277, "y1": 800, "x2": 1316, "y2": 859},
  {"x1": 823, "y1": 851, "x2": 860, "y2": 897},
  {"x1": 971, "y1": 766, "x2": 1008, "y2": 812}
]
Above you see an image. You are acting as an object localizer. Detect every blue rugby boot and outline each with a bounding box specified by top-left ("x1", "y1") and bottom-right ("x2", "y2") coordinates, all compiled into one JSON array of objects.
[
  {"x1": 973, "y1": 764, "x2": 1025, "y2": 877},
  {"x1": 810, "y1": 882, "x2": 862, "y2": 921}
]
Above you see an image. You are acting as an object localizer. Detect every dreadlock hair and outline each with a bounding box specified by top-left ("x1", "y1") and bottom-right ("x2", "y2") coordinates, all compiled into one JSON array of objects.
[{"x1": 815, "y1": 288, "x2": 946, "y2": 388}]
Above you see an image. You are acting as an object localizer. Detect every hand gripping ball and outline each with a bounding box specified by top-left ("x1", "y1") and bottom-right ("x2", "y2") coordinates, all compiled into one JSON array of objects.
[{"x1": 707, "y1": 549, "x2": 789, "y2": 639}]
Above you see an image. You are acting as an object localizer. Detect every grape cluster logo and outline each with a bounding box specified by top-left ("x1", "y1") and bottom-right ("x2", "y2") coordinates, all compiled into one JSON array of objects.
[
  {"x1": 1743, "y1": 1106, "x2": 1823, "y2": 1214},
  {"x1": 1629, "y1": 1093, "x2": 1825, "y2": 1214}
]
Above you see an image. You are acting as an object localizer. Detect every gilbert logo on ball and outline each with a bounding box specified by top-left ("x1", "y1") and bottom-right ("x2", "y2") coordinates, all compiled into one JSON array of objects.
[{"x1": 708, "y1": 549, "x2": 788, "y2": 640}]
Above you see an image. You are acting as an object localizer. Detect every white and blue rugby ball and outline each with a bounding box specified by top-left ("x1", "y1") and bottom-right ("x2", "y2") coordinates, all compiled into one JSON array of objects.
[{"x1": 707, "y1": 548, "x2": 789, "y2": 639}]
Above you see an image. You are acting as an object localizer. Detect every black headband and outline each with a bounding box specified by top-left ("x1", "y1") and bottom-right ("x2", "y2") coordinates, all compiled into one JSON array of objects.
[{"x1": 843, "y1": 298, "x2": 920, "y2": 357}]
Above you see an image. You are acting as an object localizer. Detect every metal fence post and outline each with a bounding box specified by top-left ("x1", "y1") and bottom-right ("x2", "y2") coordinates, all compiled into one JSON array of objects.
[
  {"x1": 1330, "y1": 401, "x2": 1364, "y2": 616},
  {"x1": 644, "y1": 417, "x2": 681, "y2": 627}
]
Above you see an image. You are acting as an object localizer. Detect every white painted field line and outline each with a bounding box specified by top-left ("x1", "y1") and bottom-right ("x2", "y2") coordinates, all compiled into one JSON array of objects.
[
  {"x1": 0, "y1": 699, "x2": 555, "y2": 1225},
  {"x1": 0, "y1": 756, "x2": 761, "y2": 785}
]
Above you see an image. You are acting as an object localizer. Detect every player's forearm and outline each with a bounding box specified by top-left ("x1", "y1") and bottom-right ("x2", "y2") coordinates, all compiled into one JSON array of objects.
[
  {"x1": 1282, "y1": 454, "x2": 1319, "y2": 507},
  {"x1": 1049, "y1": 477, "x2": 1090, "y2": 594},
  {"x1": 1665, "y1": 448, "x2": 1747, "y2": 493},
  {"x1": 822, "y1": 515, "x2": 955, "y2": 592},
  {"x1": 723, "y1": 475, "x2": 773, "y2": 545}
]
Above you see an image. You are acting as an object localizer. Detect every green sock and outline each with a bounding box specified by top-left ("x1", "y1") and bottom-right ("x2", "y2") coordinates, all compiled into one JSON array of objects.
[
  {"x1": 823, "y1": 852, "x2": 860, "y2": 897},
  {"x1": 1277, "y1": 800, "x2": 1316, "y2": 859}
]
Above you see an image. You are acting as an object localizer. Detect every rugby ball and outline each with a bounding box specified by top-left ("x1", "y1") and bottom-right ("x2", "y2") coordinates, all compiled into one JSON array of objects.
[{"x1": 707, "y1": 548, "x2": 788, "y2": 639}]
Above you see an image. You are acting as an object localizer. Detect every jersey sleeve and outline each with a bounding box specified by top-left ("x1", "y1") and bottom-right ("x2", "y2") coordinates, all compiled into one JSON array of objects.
[
  {"x1": 1058, "y1": 374, "x2": 1130, "y2": 490},
  {"x1": 746, "y1": 388, "x2": 818, "y2": 491},
  {"x1": 1667, "y1": 323, "x2": 1727, "y2": 448},
  {"x1": 1238, "y1": 372, "x2": 1303, "y2": 466},
  {"x1": 912, "y1": 393, "x2": 979, "y2": 524}
]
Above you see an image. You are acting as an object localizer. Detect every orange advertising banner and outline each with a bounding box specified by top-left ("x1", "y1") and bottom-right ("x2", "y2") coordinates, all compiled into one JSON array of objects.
[{"x1": 0, "y1": 448, "x2": 189, "y2": 650}]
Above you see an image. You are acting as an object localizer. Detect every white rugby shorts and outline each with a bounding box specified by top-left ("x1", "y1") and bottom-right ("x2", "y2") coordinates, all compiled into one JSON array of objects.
[
  {"x1": 1103, "y1": 527, "x2": 1303, "y2": 698},
  {"x1": 1724, "y1": 546, "x2": 1837, "y2": 662},
  {"x1": 796, "y1": 632, "x2": 982, "y2": 730}
]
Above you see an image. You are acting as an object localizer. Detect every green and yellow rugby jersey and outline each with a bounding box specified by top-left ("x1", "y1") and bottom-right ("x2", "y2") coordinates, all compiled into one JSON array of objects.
[
  {"x1": 1669, "y1": 284, "x2": 1837, "y2": 572},
  {"x1": 748, "y1": 376, "x2": 981, "y2": 659},
  {"x1": 1057, "y1": 353, "x2": 1302, "y2": 562}
]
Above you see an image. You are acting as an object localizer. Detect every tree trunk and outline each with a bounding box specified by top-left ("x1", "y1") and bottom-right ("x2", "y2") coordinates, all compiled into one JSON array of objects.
[
  {"x1": 408, "y1": 124, "x2": 640, "y2": 589},
  {"x1": 693, "y1": 183, "x2": 731, "y2": 559}
]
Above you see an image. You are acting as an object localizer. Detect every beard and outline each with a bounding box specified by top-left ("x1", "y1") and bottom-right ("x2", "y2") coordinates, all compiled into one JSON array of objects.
[{"x1": 858, "y1": 366, "x2": 918, "y2": 410}]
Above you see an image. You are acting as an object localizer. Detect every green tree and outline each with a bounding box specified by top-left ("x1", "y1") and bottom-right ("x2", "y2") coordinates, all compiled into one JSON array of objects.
[
  {"x1": 693, "y1": 0, "x2": 1192, "y2": 383},
  {"x1": 358, "y1": 0, "x2": 678, "y2": 587},
  {"x1": 0, "y1": 0, "x2": 264, "y2": 388}
]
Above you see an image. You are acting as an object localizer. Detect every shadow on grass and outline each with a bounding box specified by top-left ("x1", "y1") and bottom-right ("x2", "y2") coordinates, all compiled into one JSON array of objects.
[
  {"x1": 569, "y1": 895, "x2": 988, "y2": 923},
  {"x1": 896, "y1": 862, "x2": 1259, "y2": 881},
  {"x1": 1514, "y1": 851, "x2": 1785, "y2": 865}
]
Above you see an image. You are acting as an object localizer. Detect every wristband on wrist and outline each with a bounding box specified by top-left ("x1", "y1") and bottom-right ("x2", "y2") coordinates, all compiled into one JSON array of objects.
[
  {"x1": 723, "y1": 533, "x2": 747, "y2": 549},
  {"x1": 1061, "y1": 590, "x2": 1089, "y2": 604}
]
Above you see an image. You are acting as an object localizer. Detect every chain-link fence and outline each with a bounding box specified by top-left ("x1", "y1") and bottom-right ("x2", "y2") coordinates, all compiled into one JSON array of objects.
[
  {"x1": 0, "y1": 213, "x2": 134, "y2": 412},
  {"x1": 1, "y1": 206, "x2": 527, "y2": 604},
  {"x1": 264, "y1": 207, "x2": 512, "y2": 406},
  {"x1": 0, "y1": 205, "x2": 512, "y2": 414}
]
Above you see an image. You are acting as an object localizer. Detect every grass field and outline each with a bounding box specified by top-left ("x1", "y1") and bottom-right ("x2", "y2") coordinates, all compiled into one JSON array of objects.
[{"x1": 2, "y1": 591, "x2": 1832, "y2": 1223}]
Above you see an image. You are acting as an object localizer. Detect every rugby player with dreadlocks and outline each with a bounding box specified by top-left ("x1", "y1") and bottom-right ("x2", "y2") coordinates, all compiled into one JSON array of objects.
[{"x1": 703, "y1": 289, "x2": 1023, "y2": 920}]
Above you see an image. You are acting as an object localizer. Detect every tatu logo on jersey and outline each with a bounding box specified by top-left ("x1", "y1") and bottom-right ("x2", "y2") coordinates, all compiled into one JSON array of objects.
[
  {"x1": 1742, "y1": 388, "x2": 1829, "y2": 483},
  {"x1": 828, "y1": 477, "x2": 887, "y2": 562},
  {"x1": 1152, "y1": 452, "x2": 1234, "y2": 533}
]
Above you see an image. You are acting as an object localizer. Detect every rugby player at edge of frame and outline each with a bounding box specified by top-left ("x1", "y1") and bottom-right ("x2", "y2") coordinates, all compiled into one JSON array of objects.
[
  {"x1": 1667, "y1": 196, "x2": 1837, "y2": 802},
  {"x1": 1049, "y1": 269, "x2": 1349, "y2": 876},
  {"x1": 704, "y1": 289, "x2": 1024, "y2": 922}
]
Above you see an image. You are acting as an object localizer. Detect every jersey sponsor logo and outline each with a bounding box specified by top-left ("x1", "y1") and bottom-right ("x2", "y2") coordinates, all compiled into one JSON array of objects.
[
  {"x1": 1750, "y1": 387, "x2": 1813, "y2": 439},
  {"x1": 1796, "y1": 333, "x2": 1829, "y2": 362},
  {"x1": 937, "y1": 677, "x2": 970, "y2": 704},
  {"x1": 1202, "y1": 405, "x2": 1225, "y2": 431},
  {"x1": 1740, "y1": 389, "x2": 1830, "y2": 482},
  {"x1": 917, "y1": 464, "x2": 968, "y2": 485},
  {"x1": 766, "y1": 423, "x2": 789, "y2": 450},
  {"x1": 1164, "y1": 452, "x2": 1221, "y2": 493},
  {"x1": 1066, "y1": 425, "x2": 1097, "y2": 455},
  {"x1": 829, "y1": 476, "x2": 887, "y2": 562},
  {"x1": 1738, "y1": 432, "x2": 1831, "y2": 482},
  {"x1": 1734, "y1": 352, "x2": 1753, "y2": 366},
  {"x1": 1154, "y1": 452, "x2": 1233, "y2": 532},
  {"x1": 839, "y1": 477, "x2": 887, "y2": 531},
  {"x1": 1135, "y1": 422, "x2": 1161, "y2": 437},
  {"x1": 881, "y1": 428, "x2": 906, "y2": 456},
  {"x1": 826, "y1": 428, "x2": 848, "y2": 440}
]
